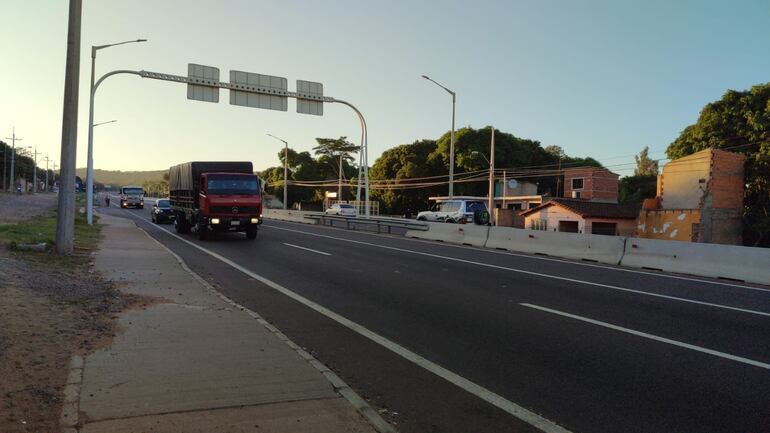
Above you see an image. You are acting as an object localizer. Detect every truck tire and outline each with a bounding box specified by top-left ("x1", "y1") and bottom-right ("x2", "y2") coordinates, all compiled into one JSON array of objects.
[
  {"x1": 197, "y1": 223, "x2": 209, "y2": 241},
  {"x1": 175, "y1": 214, "x2": 191, "y2": 234},
  {"x1": 246, "y1": 227, "x2": 257, "y2": 240}
]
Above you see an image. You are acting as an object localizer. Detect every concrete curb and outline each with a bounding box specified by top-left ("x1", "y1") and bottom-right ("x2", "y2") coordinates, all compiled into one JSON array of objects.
[
  {"x1": 60, "y1": 355, "x2": 83, "y2": 432},
  {"x1": 136, "y1": 223, "x2": 397, "y2": 433}
]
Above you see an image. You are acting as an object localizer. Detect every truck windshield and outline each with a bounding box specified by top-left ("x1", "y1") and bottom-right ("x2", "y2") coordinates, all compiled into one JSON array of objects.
[
  {"x1": 207, "y1": 176, "x2": 260, "y2": 195},
  {"x1": 122, "y1": 188, "x2": 143, "y2": 195}
]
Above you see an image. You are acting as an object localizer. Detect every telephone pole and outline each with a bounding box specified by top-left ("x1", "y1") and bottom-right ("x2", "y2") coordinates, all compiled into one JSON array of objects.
[
  {"x1": 5, "y1": 128, "x2": 22, "y2": 192},
  {"x1": 32, "y1": 145, "x2": 40, "y2": 193},
  {"x1": 56, "y1": 0, "x2": 82, "y2": 254},
  {"x1": 43, "y1": 156, "x2": 52, "y2": 192}
]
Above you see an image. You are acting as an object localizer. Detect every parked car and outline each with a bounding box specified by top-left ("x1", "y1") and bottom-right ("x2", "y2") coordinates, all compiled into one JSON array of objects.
[
  {"x1": 151, "y1": 199, "x2": 176, "y2": 224},
  {"x1": 416, "y1": 199, "x2": 489, "y2": 224},
  {"x1": 325, "y1": 203, "x2": 356, "y2": 216}
]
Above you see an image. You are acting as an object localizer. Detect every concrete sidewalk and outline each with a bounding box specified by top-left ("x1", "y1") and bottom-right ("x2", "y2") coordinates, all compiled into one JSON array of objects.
[{"x1": 63, "y1": 214, "x2": 385, "y2": 433}]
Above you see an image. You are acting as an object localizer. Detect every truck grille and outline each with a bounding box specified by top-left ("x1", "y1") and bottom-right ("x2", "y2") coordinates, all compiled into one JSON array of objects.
[{"x1": 210, "y1": 205, "x2": 258, "y2": 214}]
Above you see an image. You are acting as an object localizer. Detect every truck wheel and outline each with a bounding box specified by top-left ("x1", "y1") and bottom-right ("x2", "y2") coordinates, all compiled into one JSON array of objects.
[
  {"x1": 175, "y1": 214, "x2": 190, "y2": 234},
  {"x1": 246, "y1": 227, "x2": 257, "y2": 240},
  {"x1": 198, "y1": 223, "x2": 209, "y2": 241}
]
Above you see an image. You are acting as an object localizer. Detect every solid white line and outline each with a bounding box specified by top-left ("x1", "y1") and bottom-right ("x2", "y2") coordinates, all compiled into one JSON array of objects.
[
  {"x1": 112, "y1": 208, "x2": 571, "y2": 433},
  {"x1": 263, "y1": 225, "x2": 770, "y2": 318},
  {"x1": 520, "y1": 303, "x2": 770, "y2": 371},
  {"x1": 283, "y1": 243, "x2": 331, "y2": 256},
  {"x1": 263, "y1": 219, "x2": 770, "y2": 293}
]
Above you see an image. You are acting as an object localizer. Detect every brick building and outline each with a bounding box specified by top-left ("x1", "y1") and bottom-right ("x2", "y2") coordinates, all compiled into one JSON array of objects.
[
  {"x1": 638, "y1": 148, "x2": 745, "y2": 245},
  {"x1": 521, "y1": 167, "x2": 639, "y2": 236}
]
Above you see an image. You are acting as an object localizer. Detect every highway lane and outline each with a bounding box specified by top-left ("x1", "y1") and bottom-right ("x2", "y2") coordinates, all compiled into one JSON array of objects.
[{"x1": 103, "y1": 201, "x2": 770, "y2": 433}]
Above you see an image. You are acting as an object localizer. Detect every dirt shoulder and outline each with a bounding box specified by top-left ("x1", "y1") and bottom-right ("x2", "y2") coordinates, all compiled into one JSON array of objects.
[{"x1": 0, "y1": 194, "x2": 145, "y2": 433}]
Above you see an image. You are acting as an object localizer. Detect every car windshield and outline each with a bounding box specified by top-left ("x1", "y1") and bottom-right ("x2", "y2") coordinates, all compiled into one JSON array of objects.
[
  {"x1": 157, "y1": 199, "x2": 170, "y2": 208},
  {"x1": 339, "y1": 204, "x2": 353, "y2": 208},
  {"x1": 123, "y1": 188, "x2": 142, "y2": 195},
  {"x1": 207, "y1": 176, "x2": 260, "y2": 195}
]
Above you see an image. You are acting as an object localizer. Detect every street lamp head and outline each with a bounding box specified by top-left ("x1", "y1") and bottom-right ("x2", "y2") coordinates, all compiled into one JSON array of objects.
[
  {"x1": 137, "y1": 39, "x2": 148, "y2": 42},
  {"x1": 421, "y1": 74, "x2": 430, "y2": 80}
]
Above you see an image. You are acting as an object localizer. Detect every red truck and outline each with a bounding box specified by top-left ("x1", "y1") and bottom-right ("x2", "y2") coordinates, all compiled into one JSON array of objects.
[{"x1": 168, "y1": 161, "x2": 262, "y2": 240}]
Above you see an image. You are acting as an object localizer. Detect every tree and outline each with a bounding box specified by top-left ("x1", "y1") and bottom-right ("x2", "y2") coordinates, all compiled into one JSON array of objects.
[
  {"x1": 634, "y1": 146, "x2": 659, "y2": 176},
  {"x1": 313, "y1": 137, "x2": 360, "y2": 199},
  {"x1": 666, "y1": 82, "x2": 770, "y2": 246},
  {"x1": 619, "y1": 175, "x2": 657, "y2": 205}
]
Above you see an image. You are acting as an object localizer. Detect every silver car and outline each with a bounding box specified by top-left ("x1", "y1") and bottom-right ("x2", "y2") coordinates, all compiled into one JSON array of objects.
[{"x1": 325, "y1": 203, "x2": 356, "y2": 216}]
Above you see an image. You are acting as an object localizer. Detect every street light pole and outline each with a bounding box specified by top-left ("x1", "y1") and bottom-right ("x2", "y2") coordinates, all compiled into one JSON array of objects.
[
  {"x1": 86, "y1": 38, "x2": 146, "y2": 225},
  {"x1": 267, "y1": 133, "x2": 288, "y2": 210},
  {"x1": 422, "y1": 74, "x2": 456, "y2": 198},
  {"x1": 5, "y1": 128, "x2": 22, "y2": 192}
]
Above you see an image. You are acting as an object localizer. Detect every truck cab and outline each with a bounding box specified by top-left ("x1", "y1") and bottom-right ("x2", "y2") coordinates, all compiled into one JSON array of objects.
[
  {"x1": 168, "y1": 161, "x2": 262, "y2": 241},
  {"x1": 120, "y1": 186, "x2": 145, "y2": 209}
]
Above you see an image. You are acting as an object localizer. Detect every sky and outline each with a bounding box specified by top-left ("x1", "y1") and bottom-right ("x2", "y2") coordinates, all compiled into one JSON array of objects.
[{"x1": 1, "y1": 0, "x2": 768, "y2": 177}]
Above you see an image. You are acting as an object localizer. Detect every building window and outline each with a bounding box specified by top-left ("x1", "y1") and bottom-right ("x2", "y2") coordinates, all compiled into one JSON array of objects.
[
  {"x1": 530, "y1": 219, "x2": 548, "y2": 231},
  {"x1": 571, "y1": 177, "x2": 584, "y2": 190}
]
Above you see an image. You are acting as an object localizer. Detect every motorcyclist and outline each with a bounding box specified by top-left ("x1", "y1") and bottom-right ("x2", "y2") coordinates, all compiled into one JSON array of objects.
[{"x1": 105, "y1": 194, "x2": 111, "y2": 207}]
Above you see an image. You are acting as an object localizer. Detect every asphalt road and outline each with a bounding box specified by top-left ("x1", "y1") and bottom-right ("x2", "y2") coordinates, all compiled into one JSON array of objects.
[{"x1": 102, "y1": 199, "x2": 770, "y2": 433}]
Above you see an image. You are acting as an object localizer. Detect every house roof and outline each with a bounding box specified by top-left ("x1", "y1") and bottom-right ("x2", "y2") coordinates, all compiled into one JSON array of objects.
[{"x1": 520, "y1": 198, "x2": 640, "y2": 219}]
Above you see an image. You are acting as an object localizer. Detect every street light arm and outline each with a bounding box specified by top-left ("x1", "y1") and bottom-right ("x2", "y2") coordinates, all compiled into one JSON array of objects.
[
  {"x1": 421, "y1": 74, "x2": 455, "y2": 96},
  {"x1": 93, "y1": 38, "x2": 148, "y2": 56},
  {"x1": 266, "y1": 133, "x2": 288, "y2": 145}
]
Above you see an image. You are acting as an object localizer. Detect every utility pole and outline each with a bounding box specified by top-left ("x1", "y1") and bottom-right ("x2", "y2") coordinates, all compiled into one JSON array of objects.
[
  {"x1": 488, "y1": 126, "x2": 495, "y2": 223},
  {"x1": 56, "y1": 0, "x2": 82, "y2": 254},
  {"x1": 43, "y1": 156, "x2": 51, "y2": 192},
  {"x1": 52, "y1": 161, "x2": 58, "y2": 187},
  {"x1": 1, "y1": 142, "x2": 6, "y2": 191},
  {"x1": 32, "y1": 145, "x2": 40, "y2": 193},
  {"x1": 5, "y1": 128, "x2": 22, "y2": 192}
]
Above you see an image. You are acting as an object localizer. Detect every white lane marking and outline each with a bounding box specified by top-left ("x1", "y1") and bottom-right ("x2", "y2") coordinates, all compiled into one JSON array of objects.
[
  {"x1": 113, "y1": 208, "x2": 571, "y2": 433},
  {"x1": 520, "y1": 303, "x2": 770, "y2": 371},
  {"x1": 283, "y1": 243, "x2": 331, "y2": 256},
  {"x1": 263, "y1": 220, "x2": 769, "y2": 293},
  {"x1": 263, "y1": 225, "x2": 770, "y2": 318}
]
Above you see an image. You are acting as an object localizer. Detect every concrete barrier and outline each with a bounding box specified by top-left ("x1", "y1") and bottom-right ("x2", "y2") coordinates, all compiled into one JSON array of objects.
[
  {"x1": 485, "y1": 226, "x2": 626, "y2": 265},
  {"x1": 620, "y1": 238, "x2": 770, "y2": 284},
  {"x1": 406, "y1": 222, "x2": 490, "y2": 248},
  {"x1": 263, "y1": 209, "x2": 319, "y2": 225}
]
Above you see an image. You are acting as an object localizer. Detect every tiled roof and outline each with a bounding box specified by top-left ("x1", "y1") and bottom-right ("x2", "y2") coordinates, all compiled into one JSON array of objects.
[{"x1": 521, "y1": 198, "x2": 640, "y2": 219}]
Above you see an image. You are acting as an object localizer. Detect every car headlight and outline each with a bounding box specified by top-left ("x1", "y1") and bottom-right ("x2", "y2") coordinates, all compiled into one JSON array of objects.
[
  {"x1": 250, "y1": 217, "x2": 259, "y2": 224},
  {"x1": 210, "y1": 218, "x2": 220, "y2": 225}
]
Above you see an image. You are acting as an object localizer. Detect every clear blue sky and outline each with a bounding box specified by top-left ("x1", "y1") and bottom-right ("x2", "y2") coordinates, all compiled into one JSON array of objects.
[{"x1": 1, "y1": 0, "x2": 768, "y2": 176}]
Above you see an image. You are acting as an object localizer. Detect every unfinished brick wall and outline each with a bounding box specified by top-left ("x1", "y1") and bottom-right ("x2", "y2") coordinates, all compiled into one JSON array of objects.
[
  {"x1": 708, "y1": 150, "x2": 745, "y2": 209},
  {"x1": 563, "y1": 167, "x2": 619, "y2": 203}
]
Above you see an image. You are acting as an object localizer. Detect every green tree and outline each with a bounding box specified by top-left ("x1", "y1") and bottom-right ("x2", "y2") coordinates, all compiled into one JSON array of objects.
[
  {"x1": 619, "y1": 175, "x2": 657, "y2": 205},
  {"x1": 634, "y1": 146, "x2": 659, "y2": 176},
  {"x1": 313, "y1": 136, "x2": 360, "y2": 199},
  {"x1": 666, "y1": 82, "x2": 770, "y2": 246}
]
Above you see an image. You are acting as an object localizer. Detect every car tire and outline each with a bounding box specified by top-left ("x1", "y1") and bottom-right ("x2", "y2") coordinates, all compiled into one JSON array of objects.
[
  {"x1": 445, "y1": 218, "x2": 455, "y2": 223},
  {"x1": 246, "y1": 227, "x2": 257, "y2": 240}
]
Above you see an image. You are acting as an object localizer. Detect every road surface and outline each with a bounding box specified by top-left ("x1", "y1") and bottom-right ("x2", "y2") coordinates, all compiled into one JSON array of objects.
[{"x1": 101, "y1": 199, "x2": 770, "y2": 433}]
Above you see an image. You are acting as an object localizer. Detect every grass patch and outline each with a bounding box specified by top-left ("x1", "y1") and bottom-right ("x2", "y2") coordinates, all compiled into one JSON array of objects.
[{"x1": 0, "y1": 208, "x2": 102, "y2": 262}]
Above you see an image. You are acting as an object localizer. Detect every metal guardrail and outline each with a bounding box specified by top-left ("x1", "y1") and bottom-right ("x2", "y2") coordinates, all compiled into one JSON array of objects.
[{"x1": 304, "y1": 213, "x2": 429, "y2": 234}]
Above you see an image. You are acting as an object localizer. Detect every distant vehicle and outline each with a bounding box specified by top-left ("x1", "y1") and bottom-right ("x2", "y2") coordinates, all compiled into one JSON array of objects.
[
  {"x1": 417, "y1": 198, "x2": 489, "y2": 224},
  {"x1": 168, "y1": 161, "x2": 262, "y2": 241},
  {"x1": 120, "y1": 186, "x2": 145, "y2": 209},
  {"x1": 325, "y1": 203, "x2": 356, "y2": 216},
  {"x1": 151, "y1": 199, "x2": 175, "y2": 224}
]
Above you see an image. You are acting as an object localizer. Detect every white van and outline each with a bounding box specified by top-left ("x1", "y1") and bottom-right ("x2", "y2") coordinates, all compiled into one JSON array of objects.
[{"x1": 417, "y1": 198, "x2": 488, "y2": 223}]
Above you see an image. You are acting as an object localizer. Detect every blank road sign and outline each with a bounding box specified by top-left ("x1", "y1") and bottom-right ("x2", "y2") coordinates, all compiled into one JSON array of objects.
[
  {"x1": 187, "y1": 64, "x2": 220, "y2": 103},
  {"x1": 229, "y1": 70, "x2": 288, "y2": 111},
  {"x1": 296, "y1": 80, "x2": 323, "y2": 116}
]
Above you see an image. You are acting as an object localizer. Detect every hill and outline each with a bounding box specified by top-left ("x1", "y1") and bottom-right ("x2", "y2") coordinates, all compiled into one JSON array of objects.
[{"x1": 75, "y1": 168, "x2": 167, "y2": 187}]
